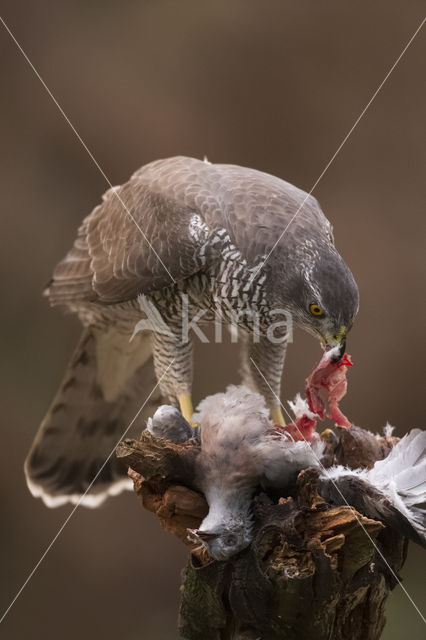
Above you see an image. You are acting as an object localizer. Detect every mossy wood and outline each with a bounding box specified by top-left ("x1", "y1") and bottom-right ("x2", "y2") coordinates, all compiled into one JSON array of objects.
[{"x1": 116, "y1": 426, "x2": 406, "y2": 640}]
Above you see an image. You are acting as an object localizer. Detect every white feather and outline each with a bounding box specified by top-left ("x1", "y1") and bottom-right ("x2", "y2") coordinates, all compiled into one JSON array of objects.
[
  {"x1": 366, "y1": 429, "x2": 426, "y2": 534},
  {"x1": 324, "y1": 429, "x2": 426, "y2": 539},
  {"x1": 25, "y1": 473, "x2": 132, "y2": 509},
  {"x1": 288, "y1": 393, "x2": 316, "y2": 420}
]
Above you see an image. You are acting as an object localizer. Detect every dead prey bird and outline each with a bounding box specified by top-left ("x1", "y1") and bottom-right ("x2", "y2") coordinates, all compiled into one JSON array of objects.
[
  {"x1": 149, "y1": 387, "x2": 426, "y2": 561},
  {"x1": 151, "y1": 386, "x2": 325, "y2": 560}
]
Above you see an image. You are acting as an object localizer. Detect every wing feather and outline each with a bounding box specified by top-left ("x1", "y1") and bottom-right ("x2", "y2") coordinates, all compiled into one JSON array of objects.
[{"x1": 46, "y1": 156, "x2": 332, "y2": 306}]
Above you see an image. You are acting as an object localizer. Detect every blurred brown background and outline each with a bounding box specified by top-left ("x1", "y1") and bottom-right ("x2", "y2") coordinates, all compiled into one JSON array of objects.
[{"x1": 0, "y1": 2, "x2": 425, "y2": 639}]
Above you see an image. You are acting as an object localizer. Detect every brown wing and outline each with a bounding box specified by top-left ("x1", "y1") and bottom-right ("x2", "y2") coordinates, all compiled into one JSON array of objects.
[
  {"x1": 211, "y1": 162, "x2": 333, "y2": 265},
  {"x1": 47, "y1": 156, "x2": 332, "y2": 306},
  {"x1": 47, "y1": 157, "x2": 218, "y2": 305}
]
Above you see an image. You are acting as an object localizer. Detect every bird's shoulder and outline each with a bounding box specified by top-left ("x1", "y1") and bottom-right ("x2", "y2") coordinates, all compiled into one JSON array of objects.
[
  {"x1": 132, "y1": 156, "x2": 334, "y2": 261},
  {"x1": 47, "y1": 156, "x2": 333, "y2": 306}
]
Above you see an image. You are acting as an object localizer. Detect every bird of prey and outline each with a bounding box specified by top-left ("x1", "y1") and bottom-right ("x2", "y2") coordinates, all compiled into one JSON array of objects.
[
  {"x1": 25, "y1": 156, "x2": 359, "y2": 507},
  {"x1": 152, "y1": 387, "x2": 425, "y2": 561}
]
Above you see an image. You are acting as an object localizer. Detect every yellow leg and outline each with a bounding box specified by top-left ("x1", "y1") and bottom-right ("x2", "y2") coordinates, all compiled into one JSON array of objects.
[
  {"x1": 178, "y1": 392, "x2": 195, "y2": 425},
  {"x1": 270, "y1": 405, "x2": 286, "y2": 426}
]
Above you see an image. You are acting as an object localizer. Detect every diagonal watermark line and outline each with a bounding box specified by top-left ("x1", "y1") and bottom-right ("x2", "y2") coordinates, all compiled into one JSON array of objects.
[
  {"x1": 248, "y1": 16, "x2": 426, "y2": 286},
  {"x1": 0, "y1": 16, "x2": 176, "y2": 285},
  {"x1": 250, "y1": 356, "x2": 426, "y2": 623},
  {"x1": 2, "y1": 7, "x2": 424, "y2": 625},
  {"x1": 0, "y1": 359, "x2": 175, "y2": 625}
]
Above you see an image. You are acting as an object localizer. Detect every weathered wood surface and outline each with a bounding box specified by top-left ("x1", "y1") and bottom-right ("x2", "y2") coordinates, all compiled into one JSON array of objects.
[{"x1": 116, "y1": 426, "x2": 405, "y2": 640}]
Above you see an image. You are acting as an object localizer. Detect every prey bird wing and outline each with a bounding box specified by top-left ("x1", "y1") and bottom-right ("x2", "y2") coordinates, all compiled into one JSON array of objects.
[{"x1": 319, "y1": 429, "x2": 426, "y2": 547}]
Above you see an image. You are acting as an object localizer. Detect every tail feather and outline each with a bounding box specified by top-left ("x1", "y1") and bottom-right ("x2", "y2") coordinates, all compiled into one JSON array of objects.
[{"x1": 25, "y1": 328, "x2": 161, "y2": 508}]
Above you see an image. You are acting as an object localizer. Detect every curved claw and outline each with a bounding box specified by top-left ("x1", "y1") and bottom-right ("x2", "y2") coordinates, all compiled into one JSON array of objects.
[{"x1": 320, "y1": 428, "x2": 339, "y2": 447}]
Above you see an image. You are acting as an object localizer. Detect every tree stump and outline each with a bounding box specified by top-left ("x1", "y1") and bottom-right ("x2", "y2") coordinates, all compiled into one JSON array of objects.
[{"x1": 116, "y1": 426, "x2": 407, "y2": 640}]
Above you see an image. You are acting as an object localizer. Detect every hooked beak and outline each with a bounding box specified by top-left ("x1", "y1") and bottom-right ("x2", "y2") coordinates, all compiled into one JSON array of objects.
[
  {"x1": 323, "y1": 333, "x2": 347, "y2": 362},
  {"x1": 333, "y1": 336, "x2": 346, "y2": 362}
]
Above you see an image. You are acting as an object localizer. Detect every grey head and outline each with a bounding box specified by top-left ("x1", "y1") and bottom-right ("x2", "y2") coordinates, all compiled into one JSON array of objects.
[
  {"x1": 191, "y1": 518, "x2": 253, "y2": 561},
  {"x1": 147, "y1": 405, "x2": 193, "y2": 444},
  {"x1": 274, "y1": 240, "x2": 359, "y2": 357}
]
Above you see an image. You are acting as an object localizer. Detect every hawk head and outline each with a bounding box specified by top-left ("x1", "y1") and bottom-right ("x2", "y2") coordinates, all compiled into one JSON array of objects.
[{"x1": 281, "y1": 243, "x2": 359, "y2": 357}]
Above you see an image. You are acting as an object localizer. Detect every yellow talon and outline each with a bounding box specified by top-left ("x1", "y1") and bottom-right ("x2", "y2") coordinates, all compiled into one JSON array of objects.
[
  {"x1": 270, "y1": 406, "x2": 286, "y2": 426},
  {"x1": 178, "y1": 392, "x2": 195, "y2": 426},
  {"x1": 321, "y1": 428, "x2": 337, "y2": 445}
]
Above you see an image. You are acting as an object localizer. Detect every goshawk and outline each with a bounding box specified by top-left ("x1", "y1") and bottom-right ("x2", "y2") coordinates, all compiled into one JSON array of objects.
[{"x1": 25, "y1": 156, "x2": 359, "y2": 506}]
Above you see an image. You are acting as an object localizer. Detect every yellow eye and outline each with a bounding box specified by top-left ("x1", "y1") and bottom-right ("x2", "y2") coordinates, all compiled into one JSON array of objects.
[{"x1": 309, "y1": 303, "x2": 324, "y2": 317}]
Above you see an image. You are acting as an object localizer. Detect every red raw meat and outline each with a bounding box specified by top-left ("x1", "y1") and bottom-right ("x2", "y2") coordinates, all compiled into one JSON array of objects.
[
  {"x1": 273, "y1": 349, "x2": 353, "y2": 442},
  {"x1": 271, "y1": 395, "x2": 317, "y2": 442},
  {"x1": 275, "y1": 411, "x2": 317, "y2": 442},
  {"x1": 305, "y1": 351, "x2": 353, "y2": 428}
]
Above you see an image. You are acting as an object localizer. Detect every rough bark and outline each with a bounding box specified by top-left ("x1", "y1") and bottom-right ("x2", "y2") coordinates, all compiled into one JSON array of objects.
[{"x1": 116, "y1": 425, "x2": 406, "y2": 640}]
